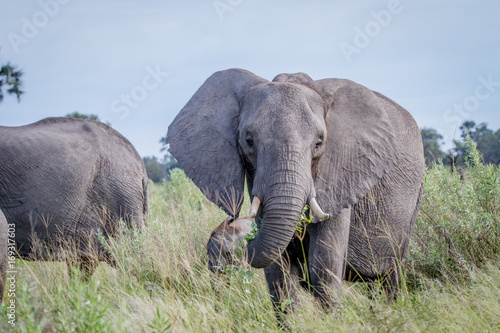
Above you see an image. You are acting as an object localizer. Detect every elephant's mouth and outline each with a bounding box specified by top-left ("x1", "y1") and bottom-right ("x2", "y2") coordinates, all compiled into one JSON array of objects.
[
  {"x1": 248, "y1": 196, "x2": 329, "y2": 222},
  {"x1": 245, "y1": 195, "x2": 329, "y2": 268}
]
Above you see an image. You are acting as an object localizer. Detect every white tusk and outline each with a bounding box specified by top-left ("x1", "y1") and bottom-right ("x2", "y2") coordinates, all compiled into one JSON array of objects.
[
  {"x1": 309, "y1": 197, "x2": 330, "y2": 221},
  {"x1": 249, "y1": 196, "x2": 261, "y2": 218}
]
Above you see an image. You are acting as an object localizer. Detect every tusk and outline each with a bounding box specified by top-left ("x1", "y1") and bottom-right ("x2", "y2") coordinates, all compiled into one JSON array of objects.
[
  {"x1": 249, "y1": 196, "x2": 261, "y2": 218},
  {"x1": 309, "y1": 197, "x2": 330, "y2": 221}
]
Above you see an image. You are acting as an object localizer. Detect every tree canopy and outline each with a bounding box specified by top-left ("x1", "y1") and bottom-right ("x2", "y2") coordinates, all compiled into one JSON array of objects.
[
  {"x1": 421, "y1": 127, "x2": 447, "y2": 166},
  {"x1": 0, "y1": 63, "x2": 23, "y2": 103},
  {"x1": 421, "y1": 121, "x2": 500, "y2": 167},
  {"x1": 65, "y1": 112, "x2": 111, "y2": 126},
  {"x1": 143, "y1": 154, "x2": 180, "y2": 183},
  {"x1": 453, "y1": 121, "x2": 500, "y2": 165}
]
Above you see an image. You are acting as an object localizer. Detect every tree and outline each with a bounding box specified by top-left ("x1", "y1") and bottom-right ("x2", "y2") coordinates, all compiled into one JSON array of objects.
[
  {"x1": 159, "y1": 135, "x2": 168, "y2": 153},
  {"x1": 159, "y1": 135, "x2": 181, "y2": 172},
  {"x1": 143, "y1": 156, "x2": 166, "y2": 183},
  {"x1": 143, "y1": 154, "x2": 180, "y2": 183},
  {"x1": 66, "y1": 112, "x2": 111, "y2": 126},
  {"x1": 163, "y1": 152, "x2": 180, "y2": 172},
  {"x1": 452, "y1": 121, "x2": 500, "y2": 165},
  {"x1": 0, "y1": 63, "x2": 23, "y2": 103},
  {"x1": 421, "y1": 128, "x2": 446, "y2": 166}
]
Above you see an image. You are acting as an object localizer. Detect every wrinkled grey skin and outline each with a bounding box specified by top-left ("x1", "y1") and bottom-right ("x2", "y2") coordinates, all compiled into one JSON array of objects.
[
  {"x1": 0, "y1": 210, "x2": 7, "y2": 302},
  {"x1": 0, "y1": 117, "x2": 148, "y2": 276},
  {"x1": 167, "y1": 69, "x2": 425, "y2": 309},
  {"x1": 207, "y1": 216, "x2": 253, "y2": 273}
]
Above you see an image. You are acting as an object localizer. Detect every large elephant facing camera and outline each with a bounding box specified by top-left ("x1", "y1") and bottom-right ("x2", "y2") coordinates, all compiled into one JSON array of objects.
[
  {"x1": 167, "y1": 69, "x2": 424, "y2": 308},
  {"x1": 0, "y1": 117, "x2": 148, "y2": 275}
]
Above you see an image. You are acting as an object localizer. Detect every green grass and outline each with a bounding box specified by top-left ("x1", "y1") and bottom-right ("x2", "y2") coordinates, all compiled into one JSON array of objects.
[{"x1": 1, "y1": 139, "x2": 500, "y2": 332}]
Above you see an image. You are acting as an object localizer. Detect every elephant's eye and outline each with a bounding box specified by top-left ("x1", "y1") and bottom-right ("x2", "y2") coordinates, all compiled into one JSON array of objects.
[
  {"x1": 246, "y1": 138, "x2": 254, "y2": 148},
  {"x1": 315, "y1": 135, "x2": 325, "y2": 150}
]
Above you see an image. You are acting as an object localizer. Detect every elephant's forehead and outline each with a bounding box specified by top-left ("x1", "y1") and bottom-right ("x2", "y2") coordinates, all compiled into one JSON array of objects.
[
  {"x1": 241, "y1": 82, "x2": 324, "y2": 121},
  {"x1": 245, "y1": 82, "x2": 320, "y2": 104}
]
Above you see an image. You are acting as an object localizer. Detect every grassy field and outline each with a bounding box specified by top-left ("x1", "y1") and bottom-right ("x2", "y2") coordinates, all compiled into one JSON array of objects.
[{"x1": 1, "y1": 139, "x2": 499, "y2": 332}]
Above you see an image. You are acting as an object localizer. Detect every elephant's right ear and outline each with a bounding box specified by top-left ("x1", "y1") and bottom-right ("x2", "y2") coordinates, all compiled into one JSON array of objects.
[{"x1": 166, "y1": 69, "x2": 268, "y2": 216}]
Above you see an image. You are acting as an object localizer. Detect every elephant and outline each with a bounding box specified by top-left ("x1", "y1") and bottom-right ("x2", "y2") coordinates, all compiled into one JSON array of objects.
[
  {"x1": 0, "y1": 117, "x2": 148, "y2": 276},
  {"x1": 207, "y1": 216, "x2": 253, "y2": 274},
  {"x1": 166, "y1": 68, "x2": 425, "y2": 310},
  {"x1": 0, "y1": 210, "x2": 7, "y2": 302}
]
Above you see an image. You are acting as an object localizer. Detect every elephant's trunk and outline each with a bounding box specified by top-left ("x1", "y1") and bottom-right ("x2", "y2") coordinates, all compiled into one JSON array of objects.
[{"x1": 247, "y1": 181, "x2": 307, "y2": 268}]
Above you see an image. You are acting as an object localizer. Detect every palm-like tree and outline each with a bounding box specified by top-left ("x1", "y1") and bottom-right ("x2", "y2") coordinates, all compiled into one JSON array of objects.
[{"x1": 0, "y1": 63, "x2": 23, "y2": 103}]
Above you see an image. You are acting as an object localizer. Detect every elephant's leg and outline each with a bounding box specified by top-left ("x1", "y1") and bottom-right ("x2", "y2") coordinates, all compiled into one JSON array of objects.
[
  {"x1": 307, "y1": 207, "x2": 351, "y2": 310},
  {"x1": 380, "y1": 257, "x2": 400, "y2": 300},
  {"x1": 66, "y1": 257, "x2": 99, "y2": 281},
  {"x1": 79, "y1": 257, "x2": 99, "y2": 280}
]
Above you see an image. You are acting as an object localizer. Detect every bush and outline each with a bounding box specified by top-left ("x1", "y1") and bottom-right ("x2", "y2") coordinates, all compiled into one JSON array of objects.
[{"x1": 410, "y1": 135, "x2": 500, "y2": 284}]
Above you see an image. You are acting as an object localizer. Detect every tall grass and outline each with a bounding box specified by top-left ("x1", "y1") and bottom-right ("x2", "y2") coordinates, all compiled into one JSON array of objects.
[
  {"x1": 1, "y1": 141, "x2": 499, "y2": 332},
  {"x1": 410, "y1": 135, "x2": 500, "y2": 285}
]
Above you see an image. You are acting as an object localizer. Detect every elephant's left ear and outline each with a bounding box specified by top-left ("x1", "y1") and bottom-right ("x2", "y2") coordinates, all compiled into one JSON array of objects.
[{"x1": 306, "y1": 79, "x2": 398, "y2": 218}]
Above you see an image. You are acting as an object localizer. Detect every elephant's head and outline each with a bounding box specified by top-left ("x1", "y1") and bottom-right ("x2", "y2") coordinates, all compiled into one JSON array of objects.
[
  {"x1": 167, "y1": 69, "x2": 397, "y2": 268},
  {"x1": 207, "y1": 216, "x2": 253, "y2": 273}
]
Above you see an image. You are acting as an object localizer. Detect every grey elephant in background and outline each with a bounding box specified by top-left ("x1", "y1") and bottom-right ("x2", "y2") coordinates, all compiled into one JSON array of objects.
[
  {"x1": 167, "y1": 69, "x2": 425, "y2": 309},
  {"x1": 0, "y1": 210, "x2": 7, "y2": 302},
  {"x1": 0, "y1": 117, "x2": 148, "y2": 276}
]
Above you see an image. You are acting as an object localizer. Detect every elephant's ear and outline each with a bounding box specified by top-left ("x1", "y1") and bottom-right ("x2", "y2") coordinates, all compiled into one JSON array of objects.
[
  {"x1": 166, "y1": 69, "x2": 268, "y2": 216},
  {"x1": 306, "y1": 79, "x2": 398, "y2": 218}
]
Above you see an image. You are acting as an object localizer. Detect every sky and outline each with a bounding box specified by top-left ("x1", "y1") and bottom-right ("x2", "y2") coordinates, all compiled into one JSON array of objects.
[{"x1": 0, "y1": 0, "x2": 499, "y2": 157}]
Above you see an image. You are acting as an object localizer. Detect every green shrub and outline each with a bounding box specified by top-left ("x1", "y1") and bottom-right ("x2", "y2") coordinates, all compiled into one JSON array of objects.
[{"x1": 410, "y1": 135, "x2": 500, "y2": 285}]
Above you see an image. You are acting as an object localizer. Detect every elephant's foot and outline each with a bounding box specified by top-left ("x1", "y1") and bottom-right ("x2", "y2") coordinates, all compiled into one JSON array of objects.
[
  {"x1": 380, "y1": 262, "x2": 400, "y2": 301},
  {"x1": 79, "y1": 257, "x2": 99, "y2": 281}
]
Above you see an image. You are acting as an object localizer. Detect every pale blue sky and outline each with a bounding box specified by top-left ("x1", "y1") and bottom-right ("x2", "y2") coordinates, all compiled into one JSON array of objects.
[{"x1": 1, "y1": 0, "x2": 499, "y2": 156}]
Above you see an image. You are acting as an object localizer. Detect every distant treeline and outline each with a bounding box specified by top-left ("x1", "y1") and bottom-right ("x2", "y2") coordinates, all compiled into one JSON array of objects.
[
  {"x1": 67, "y1": 114, "x2": 500, "y2": 181},
  {"x1": 143, "y1": 155, "x2": 180, "y2": 183},
  {"x1": 422, "y1": 120, "x2": 500, "y2": 167}
]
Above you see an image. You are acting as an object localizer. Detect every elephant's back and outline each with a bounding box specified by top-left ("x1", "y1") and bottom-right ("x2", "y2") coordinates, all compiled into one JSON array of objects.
[
  {"x1": 0, "y1": 118, "x2": 98, "y2": 189},
  {"x1": 372, "y1": 91, "x2": 424, "y2": 163},
  {"x1": 0, "y1": 117, "x2": 143, "y2": 172}
]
